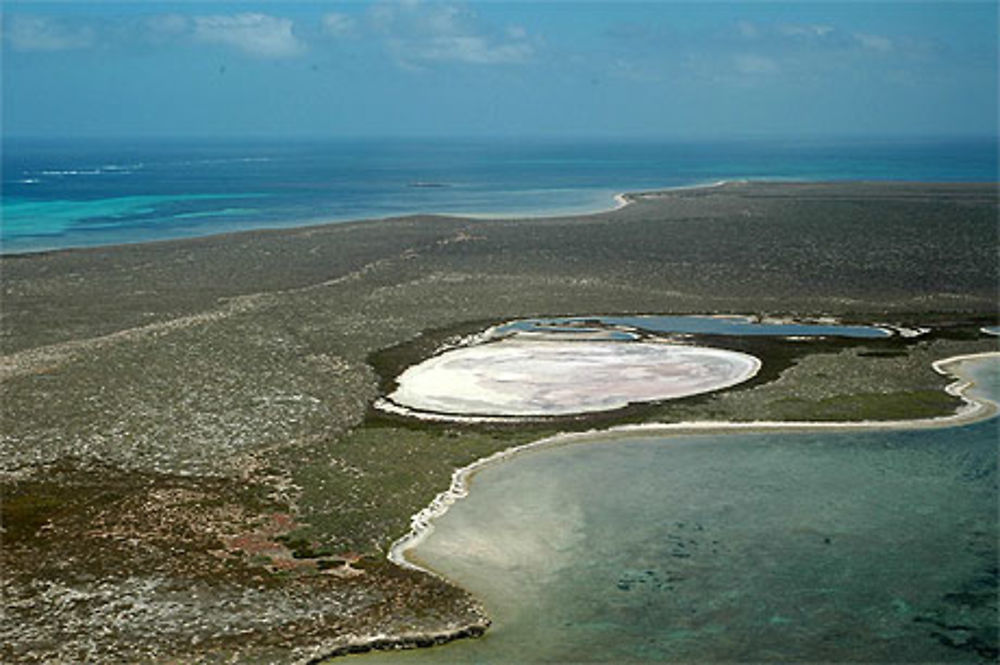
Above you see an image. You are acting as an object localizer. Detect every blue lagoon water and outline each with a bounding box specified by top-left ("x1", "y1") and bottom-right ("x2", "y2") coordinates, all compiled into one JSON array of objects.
[
  {"x1": 499, "y1": 314, "x2": 891, "y2": 338},
  {"x1": 3, "y1": 136, "x2": 997, "y2": 253}
]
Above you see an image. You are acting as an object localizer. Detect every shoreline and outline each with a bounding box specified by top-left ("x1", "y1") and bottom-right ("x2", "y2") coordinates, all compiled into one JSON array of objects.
[
  {"x1": 4, "y1": 177, "x2": 975, "y2": 258},
  {"x1": 4, "y1": 181, "x2": 997, "y2": 663},
  {"x1": 387, "y1": 351, "x2": 1000, "y2": 575},
  {"x1": 0, "y1": 178, "x2": 729, "y2": 257}
]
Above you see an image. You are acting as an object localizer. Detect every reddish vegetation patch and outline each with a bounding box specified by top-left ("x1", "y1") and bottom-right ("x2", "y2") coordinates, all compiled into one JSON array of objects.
[
  {"x1": 221, "y1": 511, "x2": 363, "y2": 576},
  {"x1": 224, "y1": 532, "x2": 288, "y2": 558},
  {"x1": 268, "y1": 512, "x2": 295, "y2": 532},
  {"x1": 223, "y1": 512, "x2": 304, "y2": 568},
  {"x1": 270, "y1": 557, "x2": 315, "y2": 572}
]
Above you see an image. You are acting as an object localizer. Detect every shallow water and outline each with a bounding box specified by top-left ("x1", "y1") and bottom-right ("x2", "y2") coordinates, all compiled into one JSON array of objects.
[{"x1": 354, "y1": 357, "x2": 999, "y2": 663}]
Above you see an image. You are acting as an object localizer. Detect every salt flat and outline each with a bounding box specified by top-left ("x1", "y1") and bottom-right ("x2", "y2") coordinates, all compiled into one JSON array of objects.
[{"x1": 386, "y1": 338, "x2": 761, "y2": 417}]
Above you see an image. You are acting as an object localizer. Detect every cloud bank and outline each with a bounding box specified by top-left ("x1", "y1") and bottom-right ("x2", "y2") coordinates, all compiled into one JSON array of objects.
[
  {"x1": 3, "y1": 3, "x2": 533, "y2": 66},
  {"x1": 192, "y1": 13, "x2": 304, "y2": 58},
  {"x1": 371, "y1": 1, "x2": 534, "y2": 67},
  {"x1": 4, "y1": 15, "x2": 96, "y2": 52}
]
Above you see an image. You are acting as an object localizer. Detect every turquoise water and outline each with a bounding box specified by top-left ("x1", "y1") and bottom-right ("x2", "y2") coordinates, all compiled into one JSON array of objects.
[
  {"x1": 3, "y1": 136, "x2": 997, "y2": 253},
  {"x1": 354, "y1": 357, "x2": 999, "y2": 663},
  {"x1": 2, "y1": 194, "x2": 263, "y2": 238},
  {"x1": 499, "y1": 314, "x2": 890, "y2": 339}
]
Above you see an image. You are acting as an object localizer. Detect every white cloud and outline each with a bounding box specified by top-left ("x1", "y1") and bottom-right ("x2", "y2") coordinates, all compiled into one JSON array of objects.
[
  {"x1": 779, "y1": 23, "x2": 835, "y2": 39},
  {"x1": 322, "y1": 13, "x2": 356, "y2": 38},
  {"x1": 734, "y1": 53, "x2": 779, "y2": 75},
  {"x1": 417, "y1": 35, "x2": 533, "y2": 65},
  {"x1": 138, "y1": 14, "x2": 190, "y2": 46},
  {"x1": 507, "y1": 25, "x2": 528, "y2": 41},
  {"x1": 4, "y1": 15, "x2": 96, "y2": 52},
  {"x1": 854, "y1": 32, "x2": 893, "y2": 52},
  {"x1": 193, "y1": 13, "x2": 304, "y2": 58},
  {"x1": 735, "y1": 21, "x2": 894, "y2": 57},
  {"x1": 737, "y1": 21, "x2": 759, "y2": 39},
  {"x1": 146, "y1": 14, "x2": 189, "y2": 37},
  {"x1": 372, "y1": 1, "x2": 534, "y2": 67},
  {"x1": 424, "y1": 5, "x2": 463, "y2": 36}
]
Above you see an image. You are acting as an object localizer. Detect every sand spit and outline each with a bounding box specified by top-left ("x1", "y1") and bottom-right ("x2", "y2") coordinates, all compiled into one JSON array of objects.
[
  {"x1": 388, "y1": 351, "x2": 999, "y2": 575},
  {"x1": 451, "y1": 178, "x2": 731, "y2": 221},
  {"x1": 612, "y1": 179, "x2": 731, "y2": 211}
]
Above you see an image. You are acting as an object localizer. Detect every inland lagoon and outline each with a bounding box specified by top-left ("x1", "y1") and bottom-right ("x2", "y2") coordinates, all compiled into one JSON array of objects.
[
  {"x1": 493, "y1": 314, "x2": 895, "y2": 339},
  {"x1": 357, "y1": 356, "x2": 999, "y2": 663},
  {"x1": 377, "y1": 316, "x2": 902, "y2": 421}
]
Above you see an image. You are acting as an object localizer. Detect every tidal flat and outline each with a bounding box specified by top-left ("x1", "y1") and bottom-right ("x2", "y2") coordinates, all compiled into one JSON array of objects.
[{"x1": 1, "y1": 182, "x2": 998, "y2": 663}]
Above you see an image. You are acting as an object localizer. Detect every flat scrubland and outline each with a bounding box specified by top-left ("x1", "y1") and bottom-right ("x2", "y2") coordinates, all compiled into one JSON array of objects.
[{"x1": 2, "y1": 182, "x2": 997, "y2": 663}]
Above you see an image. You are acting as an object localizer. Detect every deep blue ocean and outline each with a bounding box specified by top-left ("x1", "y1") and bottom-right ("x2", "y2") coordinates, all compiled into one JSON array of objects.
[{"x1": 2, "y1": 136, "x2": 996, "y2": 254}]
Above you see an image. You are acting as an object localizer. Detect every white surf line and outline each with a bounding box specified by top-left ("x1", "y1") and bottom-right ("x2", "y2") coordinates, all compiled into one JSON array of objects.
[{"x1": 387, "y1": 351, "x2": 1000, "y2": 574}]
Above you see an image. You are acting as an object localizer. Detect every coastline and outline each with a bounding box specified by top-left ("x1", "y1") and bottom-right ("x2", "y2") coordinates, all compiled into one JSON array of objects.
[
  {"x1": 0, "y1": 185, "x2": 689, "y2": 259},
  {"x1": 401, "y1": 178, "x2": 734, "y2": 224},
  {"x1": 0, "y1": 178, "x2": 727, "y2": 257},
  {"x1": 2, "y1": 178, "x2": 993, "y2": 258},
  {"x1": 388, "y1": 351, "x2": 1000, "y2": 576},
  {"x1": 3, "y1": 181, "x2": 997, "y2": 663}
]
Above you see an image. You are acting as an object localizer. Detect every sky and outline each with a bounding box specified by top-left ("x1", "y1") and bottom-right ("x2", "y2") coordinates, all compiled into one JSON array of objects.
[{"x1": 2, "y1": 1, "x2": 997, "y2": 139}]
